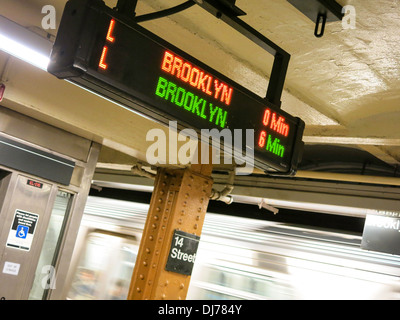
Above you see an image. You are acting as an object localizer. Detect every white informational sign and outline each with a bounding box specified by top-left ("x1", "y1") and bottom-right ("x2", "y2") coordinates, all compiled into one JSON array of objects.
[
  {"x1": 6, "y1": 209, "x2": 39, "y2": 251},
  {"x1": 2, "y1": 262, "x2": 20, "y2": 276}
]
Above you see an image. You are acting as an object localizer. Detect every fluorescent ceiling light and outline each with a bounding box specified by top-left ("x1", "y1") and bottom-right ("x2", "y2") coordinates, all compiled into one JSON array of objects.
[
  {"x1": 0, "y1": 33, "x2": 49, "y2": 70},
  {"x1": 0, "y1": 15, "x2": 51, "y2": 71}
]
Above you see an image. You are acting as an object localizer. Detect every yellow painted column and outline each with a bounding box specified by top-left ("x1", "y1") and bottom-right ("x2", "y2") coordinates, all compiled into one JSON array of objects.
[{"x1": 127, "y1": 165, "x2": 213, "y2": 300}]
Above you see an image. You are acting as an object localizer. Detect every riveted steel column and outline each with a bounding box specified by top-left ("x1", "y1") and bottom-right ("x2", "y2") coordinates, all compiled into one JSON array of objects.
[{"x1": 127, "y1": 165, "x2": 213, "y2": 300}]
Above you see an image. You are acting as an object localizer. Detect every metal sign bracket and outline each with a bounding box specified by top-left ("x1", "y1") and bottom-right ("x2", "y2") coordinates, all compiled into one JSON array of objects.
[
  {"x1": 115, "y1": 0, "x2": 290, "y2": 108},
  {"x1": 193, "y1": 0, "x2": 290, "y2": 108}
]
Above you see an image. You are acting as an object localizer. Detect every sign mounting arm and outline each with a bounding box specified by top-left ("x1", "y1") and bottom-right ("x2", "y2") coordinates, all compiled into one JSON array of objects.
[{"x1": 192, "y1": 0, "x2": 290, "y2": 108}]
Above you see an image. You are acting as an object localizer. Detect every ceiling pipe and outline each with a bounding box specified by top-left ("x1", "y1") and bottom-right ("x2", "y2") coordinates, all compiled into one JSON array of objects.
[
  {"x1": 209, "y1": 169, "x2": 235, "y2": 204},
  {"x1": 231, "y1": 194, "x2": 369, "y2": 218},
  {"x1": 131, "y1": 163, "x2": 156, "y2": 180}
]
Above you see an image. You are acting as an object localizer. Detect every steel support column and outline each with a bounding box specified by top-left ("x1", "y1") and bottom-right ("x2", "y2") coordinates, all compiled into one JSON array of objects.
[{"x1": 127, "y1": 165, "x2": 213, "y2": 300}]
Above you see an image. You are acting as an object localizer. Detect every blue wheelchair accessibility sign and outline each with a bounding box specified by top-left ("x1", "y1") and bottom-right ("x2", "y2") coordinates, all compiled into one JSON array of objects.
[
  {"x1": 7, "y1": 209, "x2": 39, "y2": 251},
  {"x1": 16, "y1": 225, "x2": 29, "y2": 239}
]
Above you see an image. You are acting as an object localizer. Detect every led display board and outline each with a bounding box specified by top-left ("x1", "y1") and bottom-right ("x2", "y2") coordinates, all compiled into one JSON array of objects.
[{"x1": 48, "y1": 0, "x2": 305, "y2": 174}]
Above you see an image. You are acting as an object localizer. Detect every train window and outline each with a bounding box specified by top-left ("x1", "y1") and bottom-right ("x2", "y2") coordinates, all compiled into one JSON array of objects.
[
  {"x1": 29, "y1": 190, "x2": 73, "y2": 300},
  {"x1": 196, "y1": 288, "x2": 244, "y2": 300},
  {"x1": 66, "y1": 231, "x2": 138, "y2": 300},
  {"x1": 191, "y1": 264, "x2": 294, "y2": 300}
]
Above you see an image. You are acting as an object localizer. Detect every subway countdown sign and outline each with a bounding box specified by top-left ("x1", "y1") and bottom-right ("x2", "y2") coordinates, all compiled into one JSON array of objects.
[{"x1": 48, "y1": 0, "x2": 305, "y2": 174}]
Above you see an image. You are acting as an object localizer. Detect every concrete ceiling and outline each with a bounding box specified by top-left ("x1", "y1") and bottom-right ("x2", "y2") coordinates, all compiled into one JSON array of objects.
[{"x1": 1, "y1": 0, "x2": 400, "y2": 183}]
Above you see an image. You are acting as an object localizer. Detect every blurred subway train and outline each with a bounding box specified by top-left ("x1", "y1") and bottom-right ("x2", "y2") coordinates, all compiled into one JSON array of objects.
[{"x1": 61, "y1": 195, "x2": 400, "y2": 300}]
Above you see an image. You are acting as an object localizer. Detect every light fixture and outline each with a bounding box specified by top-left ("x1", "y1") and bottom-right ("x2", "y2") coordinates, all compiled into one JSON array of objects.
[
  {"x1": 0, "y1": 34, "x2": 49, "y2": 70},
  {"x1": 0, "y1": 15, "x2": 52, "y2": 70}
]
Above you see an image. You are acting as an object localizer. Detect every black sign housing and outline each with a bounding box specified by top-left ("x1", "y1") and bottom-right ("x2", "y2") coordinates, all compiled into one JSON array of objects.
[{"x1": 48, "y1": 0, "x2": 305, "y2": 174}]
